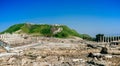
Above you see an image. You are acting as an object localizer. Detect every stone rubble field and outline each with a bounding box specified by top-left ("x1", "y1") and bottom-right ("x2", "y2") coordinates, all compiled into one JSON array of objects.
[{"x1": 0, "y1": 37, "x2": 120, "y2": 66}]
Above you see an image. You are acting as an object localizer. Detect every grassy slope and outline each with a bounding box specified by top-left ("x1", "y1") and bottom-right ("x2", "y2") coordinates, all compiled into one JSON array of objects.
[{"x1": 1, "y1": 23, "x2": 92, "y2": 40}]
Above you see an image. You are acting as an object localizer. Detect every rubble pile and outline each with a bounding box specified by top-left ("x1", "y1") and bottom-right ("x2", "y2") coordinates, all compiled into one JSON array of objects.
[{"x1": 0, "y1": 36, "x2": 120, "y2": 66}]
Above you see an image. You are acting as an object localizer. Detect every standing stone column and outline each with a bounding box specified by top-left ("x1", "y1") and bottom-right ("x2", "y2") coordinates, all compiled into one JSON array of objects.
[
  {"x1": 113, "y1": 36, "x2": 114, "y2": 42},
  {"x1": 118, "y1": 36, "x2": 119, "y2": 40},
  {"x1": 117, "y1": 36, "x2": 118, "y2": 41},
  {"x1": 103, "y1": 36, "x2": 104, "y2": 43},
  {"x1": 108, "y1": 36, "x2": 109, "y2": 43},
  {"x1": 104, "y1": 37, "x2": 106, "y2": 43},
  {"x1": 100, "y1": 36, "x2": 102, "y2": 42},
  {"x1": 115, "y1": 36, "x2": 117, "y2": 41}
]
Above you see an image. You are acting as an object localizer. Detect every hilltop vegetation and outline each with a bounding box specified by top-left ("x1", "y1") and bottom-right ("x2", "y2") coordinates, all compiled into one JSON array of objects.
[{"x1": 1, "y1": 23, "x2": 92, "y2": 40}]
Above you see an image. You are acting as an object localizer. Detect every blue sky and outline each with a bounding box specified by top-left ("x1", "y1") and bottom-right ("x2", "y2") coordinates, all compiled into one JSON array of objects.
[{"x1": 0, "y1": 0, "x2": 120, "y2": 36}]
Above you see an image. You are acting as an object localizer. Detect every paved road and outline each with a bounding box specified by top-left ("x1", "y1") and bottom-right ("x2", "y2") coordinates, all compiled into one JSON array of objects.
[
  {"x1": 0, "y1": 42, "x2": 43, "y2": 57},
  {"x1": 10, "y1": 42, "x2": 43, "y2": 50}
]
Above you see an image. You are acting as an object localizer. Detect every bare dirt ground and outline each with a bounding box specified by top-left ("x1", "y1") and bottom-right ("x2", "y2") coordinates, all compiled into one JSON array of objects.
[{"x1": 0, "y1": 37, "x2": 120, "y2": 66}]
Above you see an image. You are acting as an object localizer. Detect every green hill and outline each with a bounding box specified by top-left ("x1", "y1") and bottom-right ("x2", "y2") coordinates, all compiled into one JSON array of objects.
[{"x1": 1, "y1": 23, "x2": 92, "y2": 40}]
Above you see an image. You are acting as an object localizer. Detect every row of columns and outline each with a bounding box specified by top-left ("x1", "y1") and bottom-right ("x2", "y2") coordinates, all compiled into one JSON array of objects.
[{"x1": 101, "y1": 36, "x2": 120, "y2": 43}]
